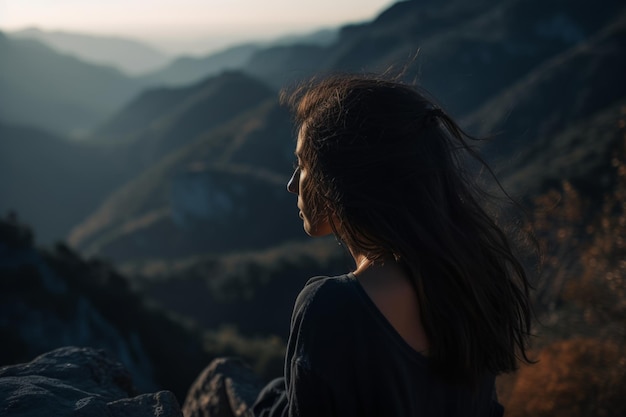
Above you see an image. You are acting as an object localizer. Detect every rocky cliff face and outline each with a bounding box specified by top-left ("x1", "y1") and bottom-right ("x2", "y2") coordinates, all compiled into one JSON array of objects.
[
  {"x1": 0, "y1": 346, "x2": 182, "y2": 417},
  {"x1": 0, "y1": 347, "x2": 273, "y2": 417}
]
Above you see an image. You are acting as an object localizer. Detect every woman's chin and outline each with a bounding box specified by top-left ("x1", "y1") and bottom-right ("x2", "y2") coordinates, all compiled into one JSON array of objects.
[
  {"x1": 302, "y1": 222, "x2": 316, "y2": 237},
  {"x1": 304, "y1": 223, "x2": 333, "y2": 238}
]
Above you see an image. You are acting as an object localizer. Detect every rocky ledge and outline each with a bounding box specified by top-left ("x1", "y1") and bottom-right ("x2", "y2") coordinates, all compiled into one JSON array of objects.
[{"x1": 0, "y1": 346, "x2": 182, "y2": 417}]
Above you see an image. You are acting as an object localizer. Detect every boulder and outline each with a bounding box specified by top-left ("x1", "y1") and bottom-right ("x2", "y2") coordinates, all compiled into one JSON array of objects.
[
  {"x1": 182, "y1": 358, "x2": 265, "y2": 417},
  {"x1": 0, "y1": 346, "x2": 182, "y2": 417}
]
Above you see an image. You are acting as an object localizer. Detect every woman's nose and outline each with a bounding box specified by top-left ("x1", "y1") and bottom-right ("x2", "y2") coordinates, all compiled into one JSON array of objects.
[{"x1": 287, "y1": 167, "x2": 299, "y2": 194}]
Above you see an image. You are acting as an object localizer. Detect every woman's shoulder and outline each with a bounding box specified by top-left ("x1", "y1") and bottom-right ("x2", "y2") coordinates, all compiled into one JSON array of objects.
[
  {"x1": 296, "y1": 273, "x2": 355, "y2": 304},
  {"x1": 292, "y1": 274, "x2": 359, "y2": 325},
  {"x1": 288, "y1": 274, "x2": 366, "y2": 364}
]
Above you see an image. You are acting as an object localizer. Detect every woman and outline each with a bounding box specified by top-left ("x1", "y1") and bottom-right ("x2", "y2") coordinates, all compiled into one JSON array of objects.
[{"x1": 251, "y1": 74, "x2": 534, "y2": 416}]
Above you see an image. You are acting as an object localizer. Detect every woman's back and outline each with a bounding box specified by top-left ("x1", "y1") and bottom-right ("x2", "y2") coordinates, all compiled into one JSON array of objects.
[
  {"x1": 355, "y1": 258, "x2": 430, "y2": 355},
  {"x1": 253, "y1": 274, "x2": 503, "y2": 417}
]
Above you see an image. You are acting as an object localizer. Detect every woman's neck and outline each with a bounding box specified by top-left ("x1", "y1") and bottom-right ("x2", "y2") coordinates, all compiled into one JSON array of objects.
[{"x1": 350, "y1": 250, "x2": 403, "y2": 279}]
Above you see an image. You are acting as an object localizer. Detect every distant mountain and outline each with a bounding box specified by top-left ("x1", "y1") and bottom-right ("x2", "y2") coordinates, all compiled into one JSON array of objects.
[
  {"x1": 68, "y1": 97, "x2": 300, "y2": 262},
  {"x1": 95, "y1": 71, "x2": 276, "y2": 169},
  {"x1": 464, "y1": 9, "x2": 626, "y2": 158},
  {"x1": 0, "y1": 123, "x2": 130, "y2": 243},
  {"x1": 142, "y1": 44, "x2": 262, "y2": 87},
  {"x1": 500, "y1": 99, "x2": 626, "y2": 199},
  {"x1": 0, "y1": 71, "x2": 280, "y2": 246},
  {"x1": 0, "y1": 32, "x2": 146, "y2": 135},
  {"x1": 9, "y1": 28, "x2": 172, "y2": 75},
  {"x1": 269, "y1": 27, "x2": 339, "y2": 48},
  {"x1": 243, "y1": 0, "x2": 503, "y2": 91},
  {"x1": 68, "y1": 71, "x2": 300, "y2": 261},
  {"x1": 243, "y1": 0, "x2": 625, "y2": 117},
  {"x1": 4, "y1": 0, "x2": 625, "y2": 263},
  {"x1": 140, "y1": 28, "x2": 338, "y2": 88}
]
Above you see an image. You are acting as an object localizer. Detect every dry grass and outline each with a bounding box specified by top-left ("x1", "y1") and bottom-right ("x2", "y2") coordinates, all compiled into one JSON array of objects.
[{"x1": 500, "y1": 109, "x2": 626, "y2": 416}]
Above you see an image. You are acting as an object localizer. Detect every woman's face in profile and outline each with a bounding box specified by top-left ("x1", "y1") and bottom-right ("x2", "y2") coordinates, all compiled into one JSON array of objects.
[{"x1": 287, "y1": 127, "x2": 333, "y2": 237}]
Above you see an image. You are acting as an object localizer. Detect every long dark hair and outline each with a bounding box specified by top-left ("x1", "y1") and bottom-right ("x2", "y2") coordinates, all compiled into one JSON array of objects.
[{"x1": 281, "y1": 74, "x2": 534, "y2": 386}]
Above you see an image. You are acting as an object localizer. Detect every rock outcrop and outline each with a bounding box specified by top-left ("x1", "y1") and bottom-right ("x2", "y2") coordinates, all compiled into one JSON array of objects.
[
  {"x1": 182, "y1": 358, "x2": 265, "y2": 417},
  {"x1": 0, "y1": 346, "x2": 182, "y2": 417}
]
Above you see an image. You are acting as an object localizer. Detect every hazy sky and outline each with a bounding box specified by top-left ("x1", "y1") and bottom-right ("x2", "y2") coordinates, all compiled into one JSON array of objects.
[{"x1": 0, "y1": 0, "x2": 396, "y2": 54}]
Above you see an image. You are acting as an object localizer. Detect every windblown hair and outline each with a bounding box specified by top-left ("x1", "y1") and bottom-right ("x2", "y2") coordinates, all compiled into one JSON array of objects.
[{"x1": 281, "y1": 74, "x2": 534, "y2": 386}]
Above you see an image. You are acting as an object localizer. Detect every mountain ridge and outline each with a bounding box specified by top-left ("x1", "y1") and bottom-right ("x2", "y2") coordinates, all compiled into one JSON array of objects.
[
  {"x1": 0, "y1": 123, "x2": 131, "y2": 243},
  {"x1": 68, "y1": 98, "x2": 299, "y2": 260},
  {"x1": 9, "y1": 27, "x2": 172, "y2": 75},
  {"x1": 463, "y1": 8, "x2": 626, "y2": 158},
  {"x1": 0, "y1": 33, "x2": 146, "y2": 135}
]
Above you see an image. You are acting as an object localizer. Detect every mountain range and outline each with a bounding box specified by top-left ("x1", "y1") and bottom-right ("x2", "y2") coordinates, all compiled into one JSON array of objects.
[
  {"x1": 0, "y1": 32, "x2": 146, "y2": 135},
  {"x1": 9, "y1": 28, "x2": 172, "y2": 75},
  {"x1": 1, "y1": 25, "x2": 342, "y2": 137},
  {"x1": 1, "y1": 0, "x2": 623, "y2": 249}
]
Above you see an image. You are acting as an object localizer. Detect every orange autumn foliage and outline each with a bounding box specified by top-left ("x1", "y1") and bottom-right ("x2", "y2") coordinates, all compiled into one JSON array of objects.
[
  {"x1": 505, "y1": 338, "x2": 626, "y2": 417},
  {"x1": 503, "y1": 112, "x2": 626, "y2": 416}
]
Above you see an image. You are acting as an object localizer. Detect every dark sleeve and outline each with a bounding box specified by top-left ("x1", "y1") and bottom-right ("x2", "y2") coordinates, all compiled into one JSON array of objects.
[
  {"x1": 252, "y1": 361, "x2": 336, "y2": 417},
  {"x1": 253, "y1": 278, "x2": 339, "y2": 417},
  {"x1": 252, "y1": 378, "x2": 287, "y2": 417},
  {"x1": 286, "y1": 360, "x2": 336, "y2": 417},
  {"x1": 491, "y1": 383, "x2": 504, "y2": 417},
  {"x1": 491, "y1": 400, "x2": 504, "y2": 417}
]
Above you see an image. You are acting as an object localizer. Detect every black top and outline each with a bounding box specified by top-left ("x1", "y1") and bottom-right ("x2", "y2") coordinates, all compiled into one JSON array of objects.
[{"x1": 252, "y1": 273, "x2": 504, "y2": 417}]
